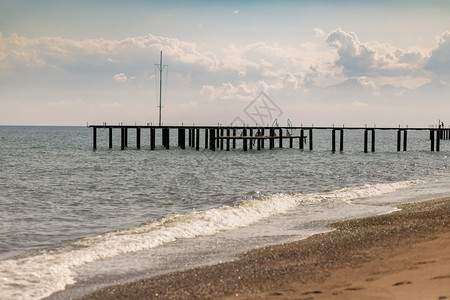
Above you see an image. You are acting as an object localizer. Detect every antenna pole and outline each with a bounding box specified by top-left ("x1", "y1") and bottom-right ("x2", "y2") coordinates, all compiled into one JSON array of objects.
[
  {"x1": 154, "y1": 51, "x2": 167, "y2": 126},
  {"x1": 158, "y1": 51, "x2": 163, "y2": 126}
]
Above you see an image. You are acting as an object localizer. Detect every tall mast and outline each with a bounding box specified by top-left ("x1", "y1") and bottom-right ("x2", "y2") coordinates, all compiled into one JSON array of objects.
[
  {"x1": 155, "y1": 51, "x2": 167, "y2": 126},
  {"x1": 159, "y1": 51, "x2": 162, "y2": 126}
]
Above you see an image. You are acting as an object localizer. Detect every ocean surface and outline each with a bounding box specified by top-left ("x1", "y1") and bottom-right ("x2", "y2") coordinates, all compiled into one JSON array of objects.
[{"x1": 1, "y1": 126, "x2": 450, "y2": 300}]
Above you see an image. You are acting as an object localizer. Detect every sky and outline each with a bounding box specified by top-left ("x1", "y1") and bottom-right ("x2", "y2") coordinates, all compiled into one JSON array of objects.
[{"x1": 1, "y1": 0, "x2": 450, "y2": 127}]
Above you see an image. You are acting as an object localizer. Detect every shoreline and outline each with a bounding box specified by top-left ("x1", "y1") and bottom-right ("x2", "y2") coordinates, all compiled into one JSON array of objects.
[{"x1": 79, "y1": 197, "x2": 450, "y2": 299}]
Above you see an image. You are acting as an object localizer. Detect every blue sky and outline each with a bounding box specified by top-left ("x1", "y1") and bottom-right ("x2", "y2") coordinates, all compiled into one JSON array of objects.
[{"x1": 1, "y1": 0, "x2": 450, "y2": 126}]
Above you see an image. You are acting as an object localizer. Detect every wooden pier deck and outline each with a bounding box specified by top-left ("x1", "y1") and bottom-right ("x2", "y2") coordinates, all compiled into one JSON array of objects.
[{"x1": 89, "y1": 125, "x2": 449, "y2": 152}]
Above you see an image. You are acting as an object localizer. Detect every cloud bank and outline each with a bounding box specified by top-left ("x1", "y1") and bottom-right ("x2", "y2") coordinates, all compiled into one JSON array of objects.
[
  {"x1": 1, "y1": 28, "x2": 449, "y2": 125},
  {"x1": 425, "y1": 31, "x2": 450, "y2": 76}
]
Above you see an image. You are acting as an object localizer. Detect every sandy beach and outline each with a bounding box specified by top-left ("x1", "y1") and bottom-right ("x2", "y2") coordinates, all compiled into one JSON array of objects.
[{"x1": 80, "y1": 197, "x2": 450, "y2": 300}]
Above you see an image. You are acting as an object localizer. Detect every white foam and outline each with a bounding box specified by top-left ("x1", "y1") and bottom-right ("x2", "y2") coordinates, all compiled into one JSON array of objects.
[{"x1": 0, "y1": 180, "x2": 417, "y2": 300}]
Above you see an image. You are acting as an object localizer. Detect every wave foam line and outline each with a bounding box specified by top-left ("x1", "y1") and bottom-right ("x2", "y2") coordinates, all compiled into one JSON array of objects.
[{"x1": 0, "y1": 180, "x2": 416, "y2": 300}]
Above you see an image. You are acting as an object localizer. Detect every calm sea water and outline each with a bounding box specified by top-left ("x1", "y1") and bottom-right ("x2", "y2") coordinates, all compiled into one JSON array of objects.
[{"x1": 0, "y1": 126, "x2": 449, "y2": 299}]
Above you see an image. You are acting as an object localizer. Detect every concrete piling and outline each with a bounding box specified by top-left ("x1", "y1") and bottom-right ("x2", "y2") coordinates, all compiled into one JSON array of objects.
[
  {"x1": 136, "y1": 127, "x2": 141, "y2": 149},
  {"x1": 93, "y1": 127, "x2": 97, "y2": 150},
  {"x1": 196, "y1": 128, "x2": 200, "y2": 150},
  {"x1": 109, "y1": 127, "x2": 112, "y2": 149},
  {"x1": 209, "y1": 128, "x2": 216, "y2": 151},
  {"x1": 150, "y1": 127, "x2": 155, "y2": 150}
]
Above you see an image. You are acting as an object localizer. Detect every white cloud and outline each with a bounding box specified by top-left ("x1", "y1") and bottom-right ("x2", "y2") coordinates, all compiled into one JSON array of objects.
[
  {"x1": 326, "y1": 28, "x2": 425, "y2": 77},
  {"x1": 0, "y1": 31, "x2": 339, "y2": 104},
  {"x1": 211, "y1": 82, "x2": 255, "y2": 101},
  {"x1": 313, "y1": 28, "x2": 325, "y2": 38},
  {"x1": 283, "y1": 73, "x2": 299, "y2": 89},
  {"x1": 326, "y1": 29, "x2": 377, "y2": 75},
  {"x1": 424, "y1": 31, "x2": 450, "y2": 76},
  {"x1": 200, "y1": 84, "x2": 215, "y2": 100},
  {"x1": 113, "y1": 73, "x2": 127, "y2": 82},
  {"x1": 1, "y1": 29, "x2": 449, "y2": 127},
  {"x1": 218, "y1": 41, "x2": 335, "y2": 90},
  {"x1": 233, "y1": 10, "x2": 239, "y2": 14},
  {"x1": 0, "y1": 33, "x2": 220, "y2": 74},
  {"x1": 357, "y1": 76, "x2": 377, "y2": 90}
]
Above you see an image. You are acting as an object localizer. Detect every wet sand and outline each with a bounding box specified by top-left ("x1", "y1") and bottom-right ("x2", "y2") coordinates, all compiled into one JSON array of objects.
[{"x1": 80, "y1": 197, "x2": 450, "y2": 300}]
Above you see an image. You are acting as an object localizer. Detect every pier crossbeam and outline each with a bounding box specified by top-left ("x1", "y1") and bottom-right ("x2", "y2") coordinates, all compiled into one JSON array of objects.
[{"x1": 217, "y1": 135, "x2": 305, "y2": 139}]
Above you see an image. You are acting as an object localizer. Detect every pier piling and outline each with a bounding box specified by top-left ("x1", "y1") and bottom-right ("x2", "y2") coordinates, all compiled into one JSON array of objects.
[
  {"x1": 261, "y1": 129, "x2": 265, "y2": 149},
  {"x1": 93, "y1": 127, "x2": 97, "y2": 150},
  {"x1": 403, "y1": 130, "x2": 407, "y2": 151},
  {"x1": 193, "y1": 128, "x2": 197, "y2": 149},
  {"x1": 162, "y1": 128, "x2": 170, "y2": 149},
  {"x1": 371, "y1": 129, "x2": 375, "y2": 152},
  {"x1": 332, "y1": 129, "x2": 336, "y2": 153},
  {"x1": 220, "y1": 129, "x2": 224, "y2": 150},
  {"x1": 437, "y1": 130, "x2": 440, "y2": 152},
  {"x1": 243, "y1": 129, "x2": 248, "y2": 151},
  {"x1": 300, "y1": 129, "x2": 304, "y2": 150},
  {"x1": 120, "y1": 127, "x2": 125, "y2": 150},
  {"x1": 122, "y1": 128, "x2": 127, "y2": 149},
  {"x1": 431, "y1": 130, "x2": 435, "y2": 151},
  {"x1": 109, "y1": 127, "x2": 112, "y2": 149},
  {"x1": 216, "y1": 129, "x2": 220, "y2": 148},
  {"x1": 188, "y1": 128, "x2": 192, "y2": 147},
  {"x1": 364, "y1": 129, "x2": 368, "y2": 153},
  {"x1": 332, "y1": 129, "x2": 344, "y2": 152},
  {"x1": 364, "y1": 129, "x2": 375, "y2": 153},
  {"x1": 269, "y1": 129, "x2": 275, "y2": 149},
  {"x1": 178, "y1": 128, "x2": 185, "y2": 149},
  {"x1": 279, "y1": 129, "x2": 283, "y2": 148},
  {"x1": 150, "y1": 128, "x2": 155, "y2": 150},
  {"x1": 396, "y1": 130, "x2": 407, "y2": 151},
  {"x1": 209, "y1": 128, "x2": 215, "y2": 151},
  {"x1": 226, "y1": 129, "x2": 231, "y2": 151},
  {"x1": 196, "y1": 128, "x2": 200, "y2": 150},
  {"x1": 257, "y1": 132, "x2": 261, "y2": 150},
  {"x1": 136, "y1": 128, "x2": 141, "y2": 149}
]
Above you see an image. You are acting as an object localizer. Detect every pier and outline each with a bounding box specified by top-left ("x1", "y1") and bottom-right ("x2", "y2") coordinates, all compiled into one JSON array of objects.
[{"x1": 90, "y1": 125, "x2": 449, "y2": 152}]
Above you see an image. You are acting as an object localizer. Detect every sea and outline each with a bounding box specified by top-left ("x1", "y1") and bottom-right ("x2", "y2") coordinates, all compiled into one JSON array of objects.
[{"x1": 0, "y1": 125, "x2": 449, "y2": 300}]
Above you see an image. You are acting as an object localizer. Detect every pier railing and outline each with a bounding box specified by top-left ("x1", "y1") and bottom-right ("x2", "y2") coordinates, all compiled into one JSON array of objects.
[{"x1": 89, "y1": 125, "x2": 449, "y2": 152}]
